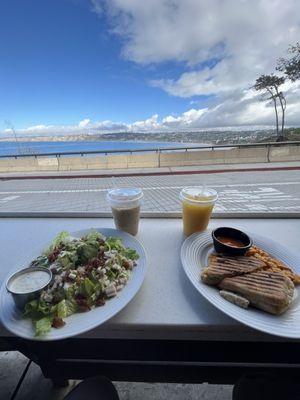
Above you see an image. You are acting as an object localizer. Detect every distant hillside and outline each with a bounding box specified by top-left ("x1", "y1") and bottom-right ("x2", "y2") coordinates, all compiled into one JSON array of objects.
[
  {"x1": 257, "y1": 128, "x2": 300, "y2": 143},
  {"x1": 0, "y1": 127, "x2": 299, "y2": 145}
]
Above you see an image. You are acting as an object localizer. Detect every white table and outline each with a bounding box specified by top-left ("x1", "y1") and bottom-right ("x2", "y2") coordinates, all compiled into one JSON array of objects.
[
  {"x1": 1, "y1": 217, "x2": 300, "y2": 384},
  {"x1": 1, "y1": 217, "x2": 300, "y2": 341}
]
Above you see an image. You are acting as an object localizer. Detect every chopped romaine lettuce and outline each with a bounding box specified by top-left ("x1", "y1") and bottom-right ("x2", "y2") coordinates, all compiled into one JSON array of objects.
[
  {"x1": 76, "y1": 230, "x2": 103, "y2": 264},
  {"x1": 122, "y1": 248, "x2": 139, "y2": 260},
  {"x1": 30, "y1": 254, "x2": 50, "y2": 268},
  {"x1": 24, "y1": 299, "x2": 52, "y2": 320},
  {"x1": 53, "y1": 299, "x2": 77, "y2": 318},
  {"x1": 105, "y1": 237, "x2": 139, "y2": 260},
  {"x1": 65, "y1": 285, "x2": 76, "y2": 301},
  {"x1": 44, "y1": 231, "x2": 70, "y2": 256},
  {"x1": 77, "y1": 242, "x2": 98, "y2": 265},
  {"x1": 65, "y1": 299, "x2": 78, "y2": 316},
  {"x1": 79, "y1": 278, "x2": 96, "y2": 298},
  {"x1": 105, "y1": 237, "x2": 123, "y2": 252},
  {"x1": 83, "y1": 230, "x2": 103, "y2": 242},
  {"x1": 57, "y1": 299, "x2": 68, "y2": 319},
  {"x1": 23, "y1": 299, "x2": 39, "y2": 318},
  {"x1": 35, "y1": 316, "x2": 53, "y2": 336},
  {"x1": 57, "y1": 250, "x2": 78, "y2": 269}
]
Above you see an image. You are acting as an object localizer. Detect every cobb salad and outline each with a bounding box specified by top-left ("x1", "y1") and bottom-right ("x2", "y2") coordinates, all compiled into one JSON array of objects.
[{"x1": 24, "y1": 230, "x2": 139, "y2": 336}]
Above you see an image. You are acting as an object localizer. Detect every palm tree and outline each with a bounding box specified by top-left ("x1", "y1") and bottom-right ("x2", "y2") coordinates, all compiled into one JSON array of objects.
[{"x1": 253, "y1": 74, "x2": 286, "y2": 141}]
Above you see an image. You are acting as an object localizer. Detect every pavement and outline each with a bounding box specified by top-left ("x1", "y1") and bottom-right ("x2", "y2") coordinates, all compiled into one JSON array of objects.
[
  {"x1": 0, "y1": 162, "x2": 299, "y2": 215},
  {"x1": 1, "y1": 351, "x2": 233, "y2": 400}
]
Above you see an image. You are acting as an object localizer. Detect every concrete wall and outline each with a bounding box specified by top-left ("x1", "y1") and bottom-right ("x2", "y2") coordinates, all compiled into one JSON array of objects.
[
  {"x1": 127, "y1": 153, "x2": 158, "y2": 169},
  {"x1": 0, "y1": 144, "x2": 299, "y2": 173},
  {"x1": 269, "y1": 145, "x2": 300, "y2": 162},
  {"x1": 159, "y1": 146, "x2": 268, "y2": 167},
  {"x1": 0, "y1": 158, "x2": 37, "y2": 172},
  {"x1": 58, "y1": 156, "x2": 107, "y2": 171}
]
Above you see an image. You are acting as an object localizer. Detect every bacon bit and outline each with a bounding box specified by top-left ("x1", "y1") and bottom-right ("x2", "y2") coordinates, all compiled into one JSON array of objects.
[
  {"x1": 65, "y1": 272, "x2": 74, "y2": 282},
  {"x1": 48, "y1": 245, "x2": 65, "y2": 263},
  {"x1": 96, "y1": 297, "x2": 106, "y2": 307},
  {"x1": 75, "y1": 293, "x2": 86, "y2": 300},
  {"x1": 50, "y1": 266, "x2": 58, "y2": 274},
  {"x1": 91, "y1": 258, "x2": 102, "y2": 268},
  {"x1": 48, "y1": 249, "x2": 60, "y2": 263},
  {"x1": 52, "y1": 293, "x2": 63, "y2": 305},
  {"x1": 122, "y1": 260, "x2": 132, "y2": 270},
  {"x1": 98, "y1": 258, "x2": 105, "y2": 267},
  {"x1": 76, "y1": 298, "x2": 91, "y2": 312},
  {"x1": 98, "y1": 249, "x2": 105, "y2": 257},
  {"x1": 86, "y1": 258, "x2": 103, "y2": 273},
  {"x1": 86, "y1": 265, "x2": 93, "y2": 274},
  {"x1": 52, "y1": 317, "x2": 66, "y2": 329}
]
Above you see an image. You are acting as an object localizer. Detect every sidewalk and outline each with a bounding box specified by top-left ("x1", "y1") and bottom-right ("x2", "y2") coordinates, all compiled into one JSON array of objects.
[{"x1": 1, "y1": 161, "x2": 300, "y2": 180}]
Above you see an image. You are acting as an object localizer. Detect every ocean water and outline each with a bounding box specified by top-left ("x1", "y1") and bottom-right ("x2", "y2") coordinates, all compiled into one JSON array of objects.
[{"x1": 0, "y1": 141, "x2": 205, "y2": 157}]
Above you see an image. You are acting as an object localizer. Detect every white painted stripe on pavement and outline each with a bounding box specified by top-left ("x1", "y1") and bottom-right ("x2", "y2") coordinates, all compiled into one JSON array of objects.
[
  {"x1": 0, "y1": 181, "x2": 299, "y2": 195},
  {"x1": 0, "y1": 195, "x2": 19, "y2": 203}
]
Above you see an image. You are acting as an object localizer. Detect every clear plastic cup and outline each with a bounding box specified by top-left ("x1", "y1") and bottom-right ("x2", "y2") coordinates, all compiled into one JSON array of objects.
[
  {"x1": 107, "y1": 187, "x2": 143, "y2": 236},
  {"x1": 179, "y1": 186, "x2": 218, "y2": 236}
]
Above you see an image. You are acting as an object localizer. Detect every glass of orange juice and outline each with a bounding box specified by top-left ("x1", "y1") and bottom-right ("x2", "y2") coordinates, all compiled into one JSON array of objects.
[{"x1": 179, "y1": 186, "x2": 218, "y2": 236}]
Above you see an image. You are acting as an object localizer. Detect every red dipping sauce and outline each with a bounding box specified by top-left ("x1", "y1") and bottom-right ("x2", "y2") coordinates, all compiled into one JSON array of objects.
[{"x1": 216, "y1": 236, "x2": 245, "y2": 248}]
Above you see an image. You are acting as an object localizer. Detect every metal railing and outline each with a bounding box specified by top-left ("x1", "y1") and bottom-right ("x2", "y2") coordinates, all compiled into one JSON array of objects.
[{"x1": 0, "y1": 140, "x2": 299, "y2": 159}]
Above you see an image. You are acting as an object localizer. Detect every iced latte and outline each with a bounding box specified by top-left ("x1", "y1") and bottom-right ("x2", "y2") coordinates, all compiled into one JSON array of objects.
[{"x1": 107, "y1": 187, "x2": 143, "y2": 236}]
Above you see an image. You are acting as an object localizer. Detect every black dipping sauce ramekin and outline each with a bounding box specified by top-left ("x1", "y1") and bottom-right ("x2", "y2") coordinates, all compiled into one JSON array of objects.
[{"x1": 212, "y1": 227, "x2": 253, "y2": 256}]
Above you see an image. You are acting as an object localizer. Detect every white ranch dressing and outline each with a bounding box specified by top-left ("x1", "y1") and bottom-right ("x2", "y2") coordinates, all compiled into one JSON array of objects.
[{"x1": 9, "y1": 270, "x2": 50, "y2": 293}]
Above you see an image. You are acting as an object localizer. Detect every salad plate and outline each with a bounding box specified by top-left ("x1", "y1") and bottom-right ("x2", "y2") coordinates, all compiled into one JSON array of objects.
[
  {"x1": 181, "y1": 230, "x2": 300, "y2": 338},
  {"x1": 0, "y1": 228, "x2": 147, "y2": 341}
]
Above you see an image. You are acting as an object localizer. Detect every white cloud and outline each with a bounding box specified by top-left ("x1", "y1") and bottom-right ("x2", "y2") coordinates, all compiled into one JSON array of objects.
[
  {"x1": 91, "y1": 0, "x2": 300, "y2": 128},
  {"x1": 93, "y1": 0, "x2": 300, "y2": 97},
  {"x1": 0, "y1": 87, "x2": 296, "y2": 138},
  {"x1": 1, "y1": 79, "x2": 300, "y2": 138},
  {"x1": 129, "y1": 114, "x2": 160, "y2": 132},
  {"x1": 90, "y1": 0, "x2": 102, "y2": 14},
  {"x1": 78, "y1": 118, "x2": 91, "y2": 128}
]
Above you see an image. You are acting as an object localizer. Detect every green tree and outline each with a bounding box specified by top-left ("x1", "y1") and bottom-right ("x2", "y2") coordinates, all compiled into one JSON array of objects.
[
  {"x1": 253, "y1": 74, "x2": 286, "y2": 140},
  {"x1": 277, "y1": 42, "x2": 300, "y2": 82}
]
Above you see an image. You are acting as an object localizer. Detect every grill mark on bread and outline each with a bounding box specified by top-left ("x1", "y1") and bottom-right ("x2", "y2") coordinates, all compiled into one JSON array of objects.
[
  {"x1": 219, "y1": 271, "x2": 294, "y2": 312},
  {"x1": 220, "y1": 280, "x2": 287, "y2": 304},
  {"x1": 230, "y1": 272, "x2": 289, "y2": 286},
  {"x1": 208, "y1": 262, "x2": 262, "y2": 273},
  {"x1": 210, "y1": 254, "x2": 263, "y2": 266},
  {"x1": 201, "y1": 254, "x2": 266, "y2": 285},
  {"x1": 231, "y1": 273, "x2": 288, "y2": 291},
  {"x1": 201, "y1": 252, "x2": 295, "y2": 314}
]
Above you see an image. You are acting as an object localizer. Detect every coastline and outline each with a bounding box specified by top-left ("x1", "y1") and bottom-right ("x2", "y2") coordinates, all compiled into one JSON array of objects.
[
  {"x1": 0, "y1": 140, "x2": 208, "y2": 158},
  {"x1": 0, "y1": 141, "x2": 298, "y2": 174}
]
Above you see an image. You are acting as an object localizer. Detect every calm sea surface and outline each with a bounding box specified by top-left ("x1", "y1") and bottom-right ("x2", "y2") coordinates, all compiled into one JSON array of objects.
[{"x1": 0, "y1": 141, "x2": 205, "y2": 157}]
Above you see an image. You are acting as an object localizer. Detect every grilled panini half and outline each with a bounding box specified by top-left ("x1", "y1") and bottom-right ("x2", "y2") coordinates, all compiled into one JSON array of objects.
[
  {"x1": 201, "y1": 253, "x2": 266, "y2": 285},
  {"x1": 219, "y1": 270, "x2": 294, "y2": 315}
]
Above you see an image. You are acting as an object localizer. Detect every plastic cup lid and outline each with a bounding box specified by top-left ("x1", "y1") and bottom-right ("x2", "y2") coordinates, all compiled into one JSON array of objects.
[
  {"x1": 179, "y1": 186, "x2": 218, "y2": 203},
  {"x1": 107, "y1": 187, "x2": 143, "y2": 202}
]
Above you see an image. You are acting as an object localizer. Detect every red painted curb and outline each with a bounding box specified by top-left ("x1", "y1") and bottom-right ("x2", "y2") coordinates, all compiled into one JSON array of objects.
[{"x1": 0, "y1": 165, "x2": 299, "y2": 180}]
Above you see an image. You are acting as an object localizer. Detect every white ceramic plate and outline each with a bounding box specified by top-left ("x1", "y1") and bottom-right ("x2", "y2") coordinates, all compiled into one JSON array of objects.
[
  {"x1": 181, "y1": 230, "x2": 300, "y2": 338},
  {"x1": 0, "y1": 228, "x2": 147, "y2": 341}
]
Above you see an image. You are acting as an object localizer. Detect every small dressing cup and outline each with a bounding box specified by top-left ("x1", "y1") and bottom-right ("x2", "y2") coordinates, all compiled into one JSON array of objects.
[{"x1": 6, "y1": 267, "x2": 52, "y2": 311}]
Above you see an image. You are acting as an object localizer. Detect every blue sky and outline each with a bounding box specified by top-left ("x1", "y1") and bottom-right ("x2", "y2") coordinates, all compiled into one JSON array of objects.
[
  {"x1": 0, "y1": 0, "x2": 204, "y2": 130},
  {"x1": 0, "y1": 0, "x2": 299, "y2": 135}
]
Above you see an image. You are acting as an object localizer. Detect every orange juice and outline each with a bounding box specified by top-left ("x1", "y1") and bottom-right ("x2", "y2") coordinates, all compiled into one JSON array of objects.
[{"x1": 180, "y1": 187, "x2": 218, "y2": 236}]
